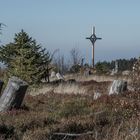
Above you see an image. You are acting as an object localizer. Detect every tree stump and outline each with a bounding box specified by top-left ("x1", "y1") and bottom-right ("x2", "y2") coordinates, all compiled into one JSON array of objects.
[
  {"x1": 109, "y1": 80, "x2": 127, "y2": 95},
  {"x1": 0, "y1": 77, "x2": 28, "y2": 112}
]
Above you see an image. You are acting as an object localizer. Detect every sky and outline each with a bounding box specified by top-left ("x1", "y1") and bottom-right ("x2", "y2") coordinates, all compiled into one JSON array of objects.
[{"x1": 0, "y1": 0, "x2": 140, "y2": 64}]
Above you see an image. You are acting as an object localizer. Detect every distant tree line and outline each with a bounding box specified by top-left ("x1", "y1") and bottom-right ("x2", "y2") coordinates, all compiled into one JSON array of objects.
[
  {"x1": 95, "y1": 58, "x2": 137, "y2": 74},
  {"x1": 52, "y1": 48, "x2": 138, "y2": 75}
]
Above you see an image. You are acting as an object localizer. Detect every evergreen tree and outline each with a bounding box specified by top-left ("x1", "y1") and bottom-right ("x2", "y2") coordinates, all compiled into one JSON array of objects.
[
  {"x1": 0, "y1": 30, "x2": 51, "y2": 84},
  {"x1": 95, "y1": 58, "x2": 137, "y2": 73},
  {"x1": 95, "y1": 61, "x2": 110, "y2": 74}
]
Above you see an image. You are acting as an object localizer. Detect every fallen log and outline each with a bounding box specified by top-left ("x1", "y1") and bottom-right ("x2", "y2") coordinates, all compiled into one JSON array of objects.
[{"x1": 0, "y1": 77, "x2": 28, "y2": 112}]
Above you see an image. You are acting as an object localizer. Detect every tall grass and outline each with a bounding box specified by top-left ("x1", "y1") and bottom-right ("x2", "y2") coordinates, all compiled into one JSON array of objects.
[{"x1": 0, "y1": 89, "x2": 139, "y2": 140}]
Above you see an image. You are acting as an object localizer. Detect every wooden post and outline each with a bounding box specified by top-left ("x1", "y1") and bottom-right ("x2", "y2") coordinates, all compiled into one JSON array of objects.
[
  {"x1": 92, "y1": 43, "x2": 95, "y2": 68},
  {"x1": 0, "y1": 77, "x2": 28, "y2": 112}
]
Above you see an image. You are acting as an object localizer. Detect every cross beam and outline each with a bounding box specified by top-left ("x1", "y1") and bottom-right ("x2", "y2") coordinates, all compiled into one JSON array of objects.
[{"x1": 86, "y1": 26, "x2": 102, "y2": 68}]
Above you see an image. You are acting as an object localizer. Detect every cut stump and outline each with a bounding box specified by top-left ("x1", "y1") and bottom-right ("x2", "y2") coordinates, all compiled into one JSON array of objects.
[
  {"x1": 0, "y1": 77, "x2": 28, "y2": 112},
  {"x1": 109, "y1": 80, "x2": 127, "y2": 95}
]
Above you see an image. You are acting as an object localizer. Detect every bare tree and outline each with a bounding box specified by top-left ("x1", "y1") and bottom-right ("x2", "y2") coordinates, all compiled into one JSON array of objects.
[
  {"x1": 52, "y1": 48, "x2": 83, "y2": 74},
  {"x1": 69, "y1": 48, "x2": 84, "y2": 73},
  {"x1": 0, "y1": 23, "x2": 6, "y2": 34},
  {"x1": 0, "y1": 23, "x2": 6, "y2": 43},
  {"x1": 51, "y1": 49, "x2": 59, "y2": 60},
  {"x1": 70, "y1": 48, "x2": 82, "y2": 66},
  {"x1": 52, "y1": 50, "x2": 69, "y2": 74}
]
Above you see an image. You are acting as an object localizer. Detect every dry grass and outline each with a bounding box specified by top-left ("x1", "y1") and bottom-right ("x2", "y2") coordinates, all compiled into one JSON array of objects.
[
  {"x1": 65, "y1": 74, "x2": 131, "y2": 82},
  {"x1": 29, "y1": 80, "x2": 111, "y2": 96},
  {"x1": 0, "y1": 87, "x2": 139, "y2": 140}
]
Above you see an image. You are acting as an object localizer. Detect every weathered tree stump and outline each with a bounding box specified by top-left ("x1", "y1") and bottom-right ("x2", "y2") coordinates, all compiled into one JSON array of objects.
[
  {"x1": 0, "y1": 77, "x2": 28, "y2": 112},
  {"x1": 0, "y1": 80, "x2": 4, "y2": 94},
  {"x1": 109, "y1": 80, "x2": 127, "y2": 95}
]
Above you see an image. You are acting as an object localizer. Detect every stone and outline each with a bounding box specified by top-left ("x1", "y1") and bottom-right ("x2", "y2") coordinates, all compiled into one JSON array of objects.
[
  {"x1": 56, "y1": 73, "x2": 64, "y2": 80},
  {"x1": 110, "y1": 61, "x2": 119, "y2": 75},
  {"x1": 94, "y1": 92, "x2": 102, "y2": 100},
  {"x1": 109, "y1": 80, "x2": 127, "y2": 95},
  {"x1": 84, "y1": 68, "x2": 91, "y2": 77},
  {"x1": 51, "y1": 71, "x2": 56, "y2": 78}
]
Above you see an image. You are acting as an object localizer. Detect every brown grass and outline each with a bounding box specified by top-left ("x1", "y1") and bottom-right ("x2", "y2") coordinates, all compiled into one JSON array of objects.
[
  {"x1": 0, "y1": 87, "x2": 139, "y2": 140},
  {"x1": 29, "y1": 80, "x2": 111, "y2": 96}
]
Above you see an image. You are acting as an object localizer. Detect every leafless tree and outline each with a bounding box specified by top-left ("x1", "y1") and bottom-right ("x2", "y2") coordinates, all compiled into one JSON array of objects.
[
  {"x1": 0, "y1": 23, "x2": 6, "y2": 34},
  {"x1": 70, "y1": 48, "x2": 82, "y2": 66},
  {"x1": 51, "y1": 49, "x2": 59, "y2": 60},
  {"x1": 52, "y1": 51, "x2": 69, "y2": 74},
  {"x1": 0, "y1": 23, "x2": 6, "y2": 43}
]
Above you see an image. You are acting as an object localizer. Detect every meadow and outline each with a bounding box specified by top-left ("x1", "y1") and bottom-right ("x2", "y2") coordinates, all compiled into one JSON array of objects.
[{"x1": 0, "y1": 78, "x2": 139, "y2": 140}]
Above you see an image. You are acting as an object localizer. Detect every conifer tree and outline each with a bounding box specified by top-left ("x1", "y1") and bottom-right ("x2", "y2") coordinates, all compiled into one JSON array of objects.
[{"x1": 0, "y1": 30, "x2": 51, "y2": 84}]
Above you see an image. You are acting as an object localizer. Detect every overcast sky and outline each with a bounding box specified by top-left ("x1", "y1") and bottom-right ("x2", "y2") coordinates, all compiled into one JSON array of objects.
[{"x1": 0, "y1": 0, "x2": 140, "y2": 64}]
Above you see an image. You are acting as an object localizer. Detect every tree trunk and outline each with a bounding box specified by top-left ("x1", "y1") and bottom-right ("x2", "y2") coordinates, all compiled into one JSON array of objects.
[{"x1": 0, "y1": 77, "x2": 28, "y2": 112}]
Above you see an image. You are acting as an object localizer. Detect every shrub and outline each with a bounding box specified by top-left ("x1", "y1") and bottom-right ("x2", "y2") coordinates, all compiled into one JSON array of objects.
[{"x1": 132, "y1": 58, "x2": 140, "y2": 90}]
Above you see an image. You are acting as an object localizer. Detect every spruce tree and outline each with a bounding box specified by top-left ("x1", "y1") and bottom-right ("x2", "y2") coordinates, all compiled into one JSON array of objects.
[{"x1": 0, "y1": 30, "x2": 51, "y2": 84}]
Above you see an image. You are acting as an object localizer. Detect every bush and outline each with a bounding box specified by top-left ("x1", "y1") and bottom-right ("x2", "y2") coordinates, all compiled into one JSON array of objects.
[{"x1": 132, "y1": 58, "x2": 140, "y2": 90}]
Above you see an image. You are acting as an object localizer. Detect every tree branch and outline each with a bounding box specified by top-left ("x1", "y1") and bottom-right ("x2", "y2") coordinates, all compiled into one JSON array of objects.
[{"x1": 53, "y1": 131, "x2": 94, "y2": 137}]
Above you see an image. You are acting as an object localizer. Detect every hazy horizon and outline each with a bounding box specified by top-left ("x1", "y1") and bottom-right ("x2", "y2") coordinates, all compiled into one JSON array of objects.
[{"x1": 0, "y1": 0, "x2": 140, "y2": 64}]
